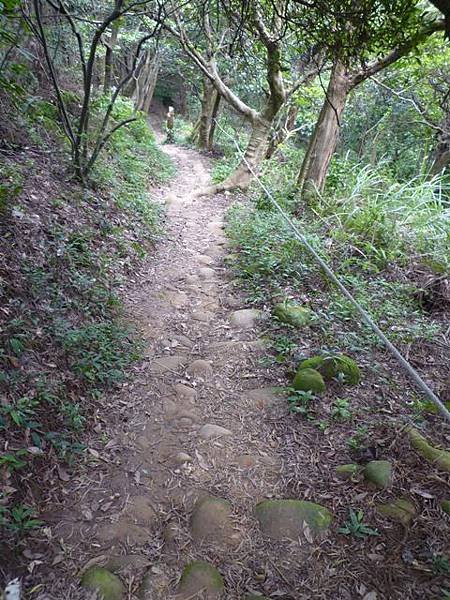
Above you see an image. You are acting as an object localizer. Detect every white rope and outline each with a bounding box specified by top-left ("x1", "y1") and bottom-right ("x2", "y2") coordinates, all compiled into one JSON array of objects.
[{"x1": 214, "y1": 120, "x2": 450, "y2": 424}]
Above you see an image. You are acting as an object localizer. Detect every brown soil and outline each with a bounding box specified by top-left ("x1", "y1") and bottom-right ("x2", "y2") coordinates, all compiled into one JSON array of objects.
[{"x1": 5, "y1": 130, "x2": 450, "y2": 600}]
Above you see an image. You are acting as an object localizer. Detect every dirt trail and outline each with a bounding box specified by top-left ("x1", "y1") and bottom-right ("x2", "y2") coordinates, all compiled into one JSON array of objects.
[{"x1": 49, "y1": 134, "x2": 328, "y2": 600}]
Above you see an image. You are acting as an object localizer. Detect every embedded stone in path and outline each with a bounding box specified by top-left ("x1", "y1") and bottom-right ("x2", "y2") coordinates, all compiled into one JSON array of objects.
[
  {"x1": 191, "y1": 496, "x2": 237, "y2": 546},
  {"x1": 186, "y1": 359, "x2": 213, "y2": 379},
  {"x1": 230, "y1": 308, "x2": 262, "y2": 329},
  {"x1": 335, "y1": 463, "x2": 362, "y2": 479},
  {"x1": 255, "y1": 499, "x2": 332, "y2": 541},
  {"x1": 177, "y1": 561, "x2": 224, "y2": 600},
  {"x1": 80, "y1": 567, "x2": 124, "y2": 600},
  {"x1": 96, "y1": 520, "x2": 149, "y2": 547},
  {"x1": 163, "y1": 290, "x2": 189, "y2": 308},
  {"x1": 363, "y1": 460, "x2": 392, "y2": 489},
  {"x1": 124, "y1": 496, "x2": 157, "y2": 527},
  {"x1": 199, "y1": 266, "x2": 216, "y2": 279},
  {"x1": 192, "y1": 309, "x2": 215, "y2": 322},
  {"x1": 204, "y1": 245, "x2": 223, "y2": 258},
  {"x1": 198, "y1": 254, "x2": 214, "y2": 265},
  {"x1": 377, "y1": 498, "x2": 416, "y2": 525},
  {"x1": 106, "y1": 554, "x2": 151, "y2": 573},
  {"x1": 245, "y1": 387, "x2": 283, "y2": 409},
  {"x1": 174, "y1": 383, "x2": 197, "y2": 403},
  {"x1": 163, "y1": 398, "x2": 200, "y2": 424},
  {"x1": 207, "y1": 221, "x2": 223, "y2": 233},
  {"x1": 184, "y1": 273, "x2": 198, "y2": 284},
  {"x1": 174, "y1": 452, "x2": 193, "y2": 464},
  {"x1": 199, "y1": 423, "x2": 233, "y2": 440},
  {"x1": 245, "y1": 596, "x2": 270, "y2": 600},
  {"x1": 150, "y1": 355, "x2": 186, "y2": 374}
]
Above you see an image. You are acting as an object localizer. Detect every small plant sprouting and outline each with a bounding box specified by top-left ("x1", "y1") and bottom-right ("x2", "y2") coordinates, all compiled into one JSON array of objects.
[
  {"x1": 338, "y1": 509, "x2": 380, "y2": 539},
  {"x1": 270, "y1": 335, "x2": 297, "y2": 363},
  {"x1": 332, "y1": 398, "x2": 352, "y2": 421},
  {"x1": 431, "y1": 554, "x2": 450, "y2": 576},
  {"x1": 347, "y1": 425, "x2": 369, "y2": 451},
  {"x1": 287, "y1": 388, "x2": 316, "y2": 419},
  {"x1": 0, "y1": 505, "x2": 43, "y2": 535}
]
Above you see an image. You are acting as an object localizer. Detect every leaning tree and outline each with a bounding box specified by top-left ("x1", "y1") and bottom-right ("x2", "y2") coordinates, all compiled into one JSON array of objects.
[{"x1": 163, "y1": 0, "x2": 322, "y2": 191}]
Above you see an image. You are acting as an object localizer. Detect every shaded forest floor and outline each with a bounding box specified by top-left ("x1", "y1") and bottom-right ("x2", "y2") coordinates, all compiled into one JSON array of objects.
[{"x1": 1, "y1": 112, "x2": 449, "y2": 600}]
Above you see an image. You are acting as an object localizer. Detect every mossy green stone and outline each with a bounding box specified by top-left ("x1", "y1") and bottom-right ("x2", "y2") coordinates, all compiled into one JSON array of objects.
[
  {"x1": 363, "y1": 460, "x2": 392, "y2": 489},
  {"x1": 335, "y1": 463, "x2": 362, "y2": 479},
  {"x1": 80, "y1": 567, "x2": 124, "y2": 600},
  {"x1": 408, "y1": 427, "x2": 450, "y2": 472},
  {"x1": 273, "y1": 302, "x2": 313, "y2": 327},
  {"x1": 255, "y1": 499, "x2": 332, "y2": 541},
  {"x1": 377, "y1": 498, "x2": 416, "y2": 525},
  {"x1": 299, "y1": 354, "x2": 361, "y2": 385},
  {"x1": 292, "y1": 367, "x2": 326, "y2": 393},
  {"x1": 441, "y1": 500, "x2": 450, "y2": 515},
  {"x1": 178, "y1": 561, "x2": 224, "y2": 599}
]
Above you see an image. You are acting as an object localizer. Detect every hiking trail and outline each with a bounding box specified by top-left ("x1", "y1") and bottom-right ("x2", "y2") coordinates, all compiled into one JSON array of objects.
[{"x1": 49, "y1": 125, "x2": 333, "y2": 600}]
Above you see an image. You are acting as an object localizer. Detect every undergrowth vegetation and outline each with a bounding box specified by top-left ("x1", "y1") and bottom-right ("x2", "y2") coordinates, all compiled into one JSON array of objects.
[
  {"x1": 0, "y1": 95, "x2": 173, "y2": 537},
  {"x1": 225, "y1": 146, "x2": 449, "y2": 353}
]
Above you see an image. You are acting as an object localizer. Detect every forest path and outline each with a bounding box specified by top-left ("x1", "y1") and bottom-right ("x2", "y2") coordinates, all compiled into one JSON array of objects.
[{"x1": 54, "y1": 132, "x2": 323, "y2": 600}]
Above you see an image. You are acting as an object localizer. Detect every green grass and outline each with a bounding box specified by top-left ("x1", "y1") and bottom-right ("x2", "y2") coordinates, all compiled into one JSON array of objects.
[{"x1": 225, "y1": 152, "x2": 447, "y2": 350}]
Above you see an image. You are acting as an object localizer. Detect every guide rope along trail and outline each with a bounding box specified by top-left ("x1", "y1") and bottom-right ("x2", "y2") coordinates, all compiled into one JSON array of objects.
[{"x1": 213, "y1": 119, "x2": 450, "y2": 424}]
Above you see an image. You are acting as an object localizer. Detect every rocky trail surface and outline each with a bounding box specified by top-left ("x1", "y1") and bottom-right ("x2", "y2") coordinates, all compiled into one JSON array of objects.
[{"x1": 43, "y1": 130, "x2": 336, "y2": 600}]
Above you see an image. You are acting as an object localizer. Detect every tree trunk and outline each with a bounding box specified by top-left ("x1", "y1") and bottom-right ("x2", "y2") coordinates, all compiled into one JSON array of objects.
[
  {"x1": 430, "y1": 116, "x2": 450, "y2": 175},
  {"x1": 297, "y1": 61, "x2": 349, "y2": 199},
  {"x1": 103, "y1": 21, "x2": 119, "y2": 94},
  {"x1": 212, "y1": 115, "x2": 273, "y2": 191},
  {"x1": 207, "y1": 91, "x2": 221, "y2": 150},
  {"x1": 141, "y1": 53, "x2": 160, "y2": 113},
  {"x1": 133, "y1": 51, "x2": 159, "y2": 113},
  {"x1": 266, "y1": 104, "x2": 299, "y2": 158},
  {"x1": 430, "y1": 145, "x2": 450, "y2": 175},
  {"x1": 191, "y1": 77, "x2": 218, "y2": 150}
]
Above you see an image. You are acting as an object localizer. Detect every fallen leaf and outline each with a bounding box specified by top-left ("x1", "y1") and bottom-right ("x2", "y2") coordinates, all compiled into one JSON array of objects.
[
  {"x1": 88, "y1": 448, "x2": 100, "y2": 459},
  {"x1": 78, "y1": 555, "x2": 108, "y2": 576},
  {"x1": 303, "y1": 522, "x2": 313, "y2": 544},
  {"x1": 82, "y1": 508, "x2": 93, "y2": 521},
  {"x1": 195, "y1": 449, "x2": 209, "y2": 470},
  {"x1": 411, "y1": 488, "x2": 434, "y2": 499},
  {"x1": 57, "y1": 466, "x2": 70, "y2": 482},
  {"x1": 52, "y1": 554, "x2": 64, "y2": 566}
]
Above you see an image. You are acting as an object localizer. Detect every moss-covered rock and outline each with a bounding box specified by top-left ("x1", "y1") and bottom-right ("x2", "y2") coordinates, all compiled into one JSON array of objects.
[
  {"x1": 80, "y1": 567, "x2": 124, "y2": 600},
  {"x1": 273, "y1": 302, "x2": 313, "y2": 327},
  {"x1": 191, "y1": 496, "x2": 237, "y2": 546},
  {"x1": 441, "y1": 500, "x2": 450, "y2": 515},
  {"x1": 177, "y1": 561, "x2": 224, "y2": 599},
  {"x1": 292, "y1": 367, "x2": 326, "y2": 393},
  {"x1": 363, "y1": 460, "x2": 392, "y2": 489},
  {"x1": 298, "y1": 354, "x2": 361, "y2": 385},
  {"x1": 255, "y1": 499, "x2": 332, "y2": 541},
  {"x1": 408, "y1": 427, "x2": 450, "y2": 472},
  {"x1": 335, "y1": 463, "x2": 362, "y2": 479},
  {"x1": 377, "y1": 498, "x2": 416, "y2": 525}
]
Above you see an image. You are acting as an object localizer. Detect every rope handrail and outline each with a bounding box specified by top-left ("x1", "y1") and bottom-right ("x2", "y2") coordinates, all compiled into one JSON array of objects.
[{"x1": 213, "y1": 119, "x2": 450, "y2": 424}]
